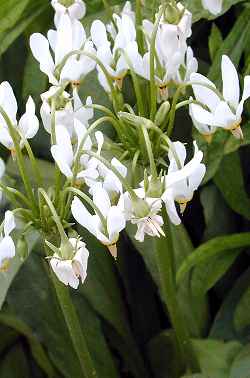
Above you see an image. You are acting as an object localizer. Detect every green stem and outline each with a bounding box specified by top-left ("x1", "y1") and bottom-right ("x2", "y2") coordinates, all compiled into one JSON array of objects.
[
  {"x1": 0, "y1": 106, "x2": 38, "y2": 216},
  {"x1": 50, "y1": 270, "x2": 98, "y2": 378},
  {"x1": 150, "y1": 6, "x2": 165, "y2": 120},
  {"x1": 22, "y1": 138, "x2": 43, "y2": 188},
  {"x1": 39, "y1": 188, "x2": 67, "y2": 244},
  {"x1": 0, "y1": 182, "x2": 30, "y2": 208},
  {"x1": 141, "y1": 126, "x2": 157, "y2": 178},
  {"x1": 156, "y1": 208, "x2": 200, "y2": 373},
  {"x1": 136, "y1": 0, "x2": 144, "y2": 54},
  {"x1": 167, "y1": 85, "x2": 183, "y2": 136}
]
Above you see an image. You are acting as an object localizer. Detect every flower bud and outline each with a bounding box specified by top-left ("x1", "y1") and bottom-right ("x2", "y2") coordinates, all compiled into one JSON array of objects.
[
  {"x1": 154, "y1": 101, "x2": 170, "y2": 127},
  {"x1": 58, "y1": 0, "x2": 75, "y2": 6},
  {"x1": 118, "y1": 112, "x2": 154, "y2": 129},
  {"x1": 132, "y1": 198, "x2": 150, "y2": 219},
  {"x1": 146, "y1": 177, "x2": 163, "y2": 198},
  {"x1": 164, "y1": 4, "x2": 182, "y2": 24},
  {"x1": 17, "y1": 236, "x2": 29, "y2": 261}
]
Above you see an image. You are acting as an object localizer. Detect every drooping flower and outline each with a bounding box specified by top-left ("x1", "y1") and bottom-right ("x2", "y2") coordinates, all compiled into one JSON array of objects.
[
  {"x1": 71, "y1": 188, "x2": 126, "y2": 258},
  {"x1": 51, "y1": 120, "x2": 103, "y2": 182},
  {"x1": 86, "y1": 157, "x2": 127, "y2": 197},
  {"x1": 0, "y1": 211, "x2": 16, "y2": 272},
  {"x1": 201, "y1": 0, "x2": 222, "y2": 15},
  {"x1": 190, "y1": 55, "x2": 250, "y2": 139},
  {"x1": 90, "y1": 14, "x2": 139, "y2": 91},
  {"x1": 123, "y1": 189, "x2": 165, "y2": 242},
  {"x1": 30, "y1": 14, "x2": 95, "y2": 85},
  {"x1": 50, "y1": 237, "x2": 89, "y2": 289},
  {"x1": 40, "y1": 86, "x2": 93, "y2": 135},
  {"x1": 51, "y1": 0, "x2": 86, "y2": 27},
  {"x1": 162, "y1": 142, "x2": 206, "y2": 225},
  {"x1": 0, "y1": 82, "x2": 39, "y2": 151}
]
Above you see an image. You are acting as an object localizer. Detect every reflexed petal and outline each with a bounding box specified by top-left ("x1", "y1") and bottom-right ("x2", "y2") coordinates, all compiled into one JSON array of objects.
[
  {"x1": 18, "y1": 97, "x2": 39, "y2": 139},
  {"x1": 222, "y1": 55, "x2": 239, "y2": 109},
  {"x1": 4, "y1": 211, "x2": 15, "y2": 236},
  {"x1": 91, "y1": 20, "x2": 109, "y2": 48},
  {"x1": 201, "y1": 0, "x2": 222, "y2": 14},
  {"x1": 237, "y1": 75, "x2": 250, "y2": 118},
  {"x1": 0, "y1": 82, "x2": 18, "y2": 124},
  {"x1": 163, "y1": 190, "x2": 182, "y2": 226},
  {"x1": 55, "y1": 14, "x2": 73, "y2": 65},
  {"x1": 51, "y1": 145, "x2": 73, "y2": 178},
  {"x1": 71, "y1": 197, "x2": 97, "y2": 237},
  {"x1": 50, "y1": 257, "x2": 79, "y2": 289},
  {"x1": 190, "y1": 72, "x2": 220, "y2": 112},
  {"x1": 213, "y1": 101, "x2": 237, "y2": 129},
  {"x1": 92, "y1": 187, "x2": 111, "y2": 217},
  {"x1": 189, "y1": 102, "x2": 216, "y2": 126},
  {"x1": 30, "y1": 33, "x2": 55, "y2": 82},
  {"x1": 0, "y1": 158, "x2": 5, "y2": 178},
  {"x1": 107, "y1": 206, "x2": 126, "y2": 242},
  {"x1": 0, "y1": 236, "x2": 15, "y2": 268}
]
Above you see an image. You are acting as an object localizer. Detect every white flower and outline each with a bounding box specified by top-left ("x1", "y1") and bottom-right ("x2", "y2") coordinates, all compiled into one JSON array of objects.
[
  {"x1": 190, "y1": 55, "x2": 250, "y2": 139},
  {"x1": 202, "y1": 0, "x2": 222, "y2": 15},
  {"x1": 162, "y1": 142, "x2": 206, "y2": 225},
  {"x1": 71, "y1": 188, "x2": 126, "y2": 258},
  {"x1": 41, "y1": 86, "x2": 93, "y2": 135},
  {"x1": 0, "y1": 82, "x2": 39, "y2": 151},
  {"x1": 91, "y1": 14, "x2": 139, "y2": 91},
  {"x1": 87, "y1": 157, "x2": 127, "y2": 197},
  {"x1": 30, "y1": 14, "x2": 95, "y2": 85},
  {"x1": 0, "y1": 158, "x2": 5, "y2": 202},
  {"x1": 51, "y1": 120, "x2": 102, "y2": 182},
  {"x1": 50, "y1": 238, "x2": 89, "y2": 289},
  {"x1": 0, "y1": 211, "x2": 15, "y2": 271},
  {"x1": 51, "y1": 0, "x2": 86, "y2": 27},
  {"x1": 123, "y1": 189, "x2": 165, "y2": 242}
]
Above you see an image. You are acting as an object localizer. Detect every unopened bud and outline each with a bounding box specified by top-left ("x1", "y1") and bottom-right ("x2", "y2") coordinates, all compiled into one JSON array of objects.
[
  {"x1": 164, "y1": 4, "x2": 181, "y2": 24},
  {"x1": 59, "y1": 0, "x2": 75, "y2": 7},
  {"x1": 132, "y1": 198, "x2": 150, "y2": 219},
  {"x1": 118, "y1": 112, "x2": 154, "y2": 129},
  {"x1": 17, "y1": 236, "x2": 29, "y2": 261},
  {"x1": 146, "y1": 177, "x2": 163, "y2": 198},
  {"x1": 154, "y1": 101, "x2": 170, "y2": 127}
]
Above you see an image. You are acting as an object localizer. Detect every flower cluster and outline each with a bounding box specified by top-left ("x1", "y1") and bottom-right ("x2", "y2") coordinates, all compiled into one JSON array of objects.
[{"x1": 0, "y1": 0, "x2": 248, "y2": 290}]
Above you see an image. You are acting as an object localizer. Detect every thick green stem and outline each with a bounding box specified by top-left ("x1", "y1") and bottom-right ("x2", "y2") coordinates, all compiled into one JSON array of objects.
[
  {"x1": 50, "y1": 272, "x2": 98, "y2": 378},
  {"x1": 155, "y1": 208, "x2": 200, "y2": 373},
  {"x1": 135, "y1": 0, "x2": 144, "y2": 54},
  {"x1": 150, "y1": 6, "x2": 165, "y2": 120}
]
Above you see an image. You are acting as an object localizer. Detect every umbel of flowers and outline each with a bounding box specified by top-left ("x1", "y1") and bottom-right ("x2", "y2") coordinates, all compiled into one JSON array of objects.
[{"x1": 0, "y1": 0, "x2": 248, "y2": 376}]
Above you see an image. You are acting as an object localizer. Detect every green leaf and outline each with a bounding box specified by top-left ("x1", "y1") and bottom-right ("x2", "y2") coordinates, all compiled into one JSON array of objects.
[
  {"x1": 0, "y1": 227, "x2": 39, "y2": 311},
  {"x1": 210, "y1": 267, "x2": 250, "y2": 341},
  {"x1": 208, "y1": 8, "x2": 250, "y2": 85},
  {"x1": 192, "y1": 339, "x2": 242, "y2": 378},
  {"x1": 177, "y1": 233, "x2": 250, "y2": 284},
  {"x1": 0, "y1": 1, "x2": 47, "y2": 56},
  {"x1": 229, "y1": 344, "x2": 250, "y2": 378},
  {"x1": 126, "y1": 222, "x2": 208, "y2": 337},
  {"x1": 214, "y1": 152, "x2": 250, "y2": 220},
  {"x1": 146, "y1": 330, "x2": 185, "y2": 378},
  {"x1": 78, "y1": 230, "x2": 149, "y2": 378},
  {"x1": 0, "y1": 343, "x2": 30, "y2": 378},
  {"x1": 7, "y1": 252, "x2": 119, "y2": 378},
  {"x1": 0, "y1": 0, "x2": 29, "y2": 34},
  {"x1": 234, "y1": 286, "x2": 250, "y2": 332},
  {"x1": 0, "y1": 313, "x2": 56, "y2": 378},
  {"x1": 209, "y1": 24, "x2": 223, "y2": 61}
]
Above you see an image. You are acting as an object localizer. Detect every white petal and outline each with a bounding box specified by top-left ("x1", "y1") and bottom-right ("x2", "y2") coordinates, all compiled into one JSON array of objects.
[
  {"x1": 190, "y1": 72, "x2": 220, "y2": 112},
  {"x1": 18, "y1": 97, "x2": 39, "y2": 139},
  {"x1": 0, "y1": 81, "x2": 17, "y2": 124},
  {"x1": 91, "y1": 20, "x2": 109, "y2": 48},
  {"x1": 202, "y1": 0, "x2": 222, "y2": 14},
  {"x1": 55, "y1": 14, "x2": 73, "y2": 66},
  {"x1": 51, "y1": 145, "x2": 73, "y2": 178},
  {"x1": 162, "y1": 190, "x2": 181, "y2": 225},
  {"x1": 189, "y1": 102, "x2": 216, "y2": 126},
  {"x1": 92, "y1": 187, "x2": 111, "y2": 217},
  {"x1": 30, "y1": 33, "x2": 55, "y2": 80},
  {"x1": 222, "y1": 55, "x2": 239, "y2": 110},
  {"x1": 0, "y1": 158, "x2": 5, "y2": 178},
  {"x1": 107, "y1": 206, "x2": 126, "y2": 242},
  {"x1": 4, "y1": 211, "x2": 15, "y2": 236},
  {"x1": 0, "y1": 236, "x2": 15, "y2": 268},
  {"x1": 71, "y1": 197, "x2": 97, "y2": 237},
  {"x1": 50, "y1": 257, "x2": 79, "y2": 289},
  {"x1": 214, "y1": 101, "x2": 237, "y2": 129},
  {"x1": 237, "y1": 75, "x2": 250, "y2": 118}
]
